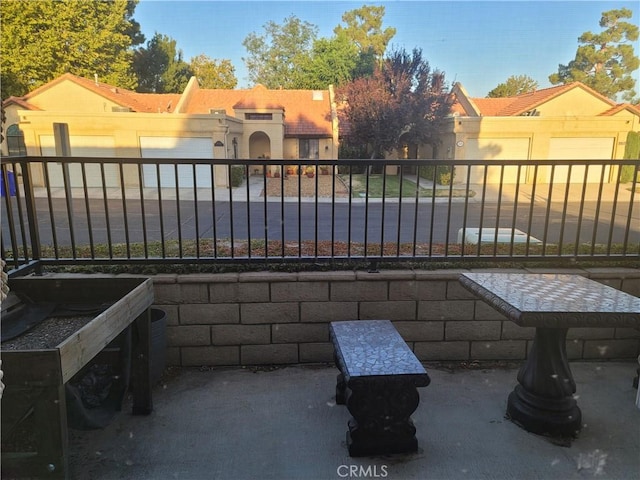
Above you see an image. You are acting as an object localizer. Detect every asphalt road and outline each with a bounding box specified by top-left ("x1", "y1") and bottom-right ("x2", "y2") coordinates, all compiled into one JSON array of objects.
[{"x1": 16, "y1": 195, "x2": 639, "y2": 249}]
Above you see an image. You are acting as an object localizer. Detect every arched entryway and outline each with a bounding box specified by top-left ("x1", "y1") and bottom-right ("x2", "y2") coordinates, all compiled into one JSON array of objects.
[{"x1": 249, "y1": 131, "x2": 272, "y2": 176}]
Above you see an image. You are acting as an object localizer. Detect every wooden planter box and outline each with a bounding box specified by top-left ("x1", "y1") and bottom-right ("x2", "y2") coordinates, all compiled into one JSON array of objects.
[{"x1": 1, "y1": 276, "x2": 155, "y2": 479}]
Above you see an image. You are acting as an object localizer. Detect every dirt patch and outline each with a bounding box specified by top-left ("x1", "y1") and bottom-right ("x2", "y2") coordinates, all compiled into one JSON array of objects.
[
  {"x1": 263, "y1": 175, "x2": 350, "y2": 198},
  {"x1": 2, "y1": 315, "x2": 95, "y2": 350}
]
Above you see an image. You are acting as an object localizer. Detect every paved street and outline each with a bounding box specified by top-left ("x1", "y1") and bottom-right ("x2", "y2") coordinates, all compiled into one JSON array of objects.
[
  {"x1": 26, "y1": 196, "x2": 637, "y2": 248},
  {"x1": 3, "y1": 177, "x2": 637, "y2": 250}
]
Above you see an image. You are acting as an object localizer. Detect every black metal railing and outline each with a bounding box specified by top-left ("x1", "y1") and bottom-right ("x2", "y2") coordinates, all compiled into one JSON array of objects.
[{"x1": 2, "y1": 156, "x2": 639, "y2": 275}]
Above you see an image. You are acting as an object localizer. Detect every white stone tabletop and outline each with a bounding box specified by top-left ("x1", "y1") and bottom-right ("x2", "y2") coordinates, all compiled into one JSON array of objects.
[{"x1": 459, "y1": 273, "x2": 640, "y2": 328}]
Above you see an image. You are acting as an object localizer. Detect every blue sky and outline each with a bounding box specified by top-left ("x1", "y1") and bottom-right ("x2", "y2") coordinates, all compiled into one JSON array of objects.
[{"x1": 134, "y1": 1, "x2": 640, "y2": 97}]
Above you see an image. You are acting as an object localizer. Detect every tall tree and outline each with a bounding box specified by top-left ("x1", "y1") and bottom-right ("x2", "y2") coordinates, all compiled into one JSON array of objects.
[
  {"x1": 1, "y1": 0, "x2": 143, "y2": 98},
  {"x1": 487, "y1": 75, "x2": 539, "y2": 97},
  {"x1": 296, "y1": 34, "x2": 363, "y2": 89},
  {"x1": 134, "y1": 33, "x2": 192, "y2": 93},
  {"x1": 242, "y1": 15, "x2": 318, "y2": 88},
  {"x1": 190, "y1": 55, "x2": 237, "y2": 89},
  {"x1": 333, "y1": 5, "x2": 396, "y2": 60},
  {"x1": 338, "y1": 48, "x2": 452, "y2": 159},
  {"x1": 549, "y1": 8, "x2": 639, "y2": 101}
]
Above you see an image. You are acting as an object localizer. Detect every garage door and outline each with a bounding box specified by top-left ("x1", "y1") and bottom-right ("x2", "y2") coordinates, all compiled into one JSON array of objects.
[
  {"x1": 140, "y1": 137, "x2": 213, "y2": 188},
  {"x1": 39, "y1": 135, "x2": 119, "y2": 187},
  {"x1": 465, "y1": 138, "x2": 530, "y2": 184},
  {"x1": 548, "y1": 137, "x2": 613, "y2": 183}
]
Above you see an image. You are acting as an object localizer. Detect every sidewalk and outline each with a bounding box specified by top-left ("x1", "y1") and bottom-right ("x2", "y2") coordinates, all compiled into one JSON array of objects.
[
  {"x1": 159, "y1": 175, "x2": 633, "y2": 204},
  {"x1": 31, "y1": 175, "x2": 633, "y2": 204},
  {"x1": 68, "y1": 361, "x2": 640, "y2": 480}
]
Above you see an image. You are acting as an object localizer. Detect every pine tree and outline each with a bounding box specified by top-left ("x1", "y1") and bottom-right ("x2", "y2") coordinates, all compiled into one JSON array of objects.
[
  {"x1": 487, "y1": 75, "x2": 539, "y2": 98},
  {"x1": 133, "y1": 33, "x2": 193, "y2": 93},
  {"x1": 549, "y1": 8, "x2": 639, "y2": 101}
]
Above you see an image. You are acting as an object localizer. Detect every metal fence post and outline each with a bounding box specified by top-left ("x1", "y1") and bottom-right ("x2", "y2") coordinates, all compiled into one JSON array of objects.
[{"x1": 18, "y1": 159, "x2": 43, "y2": 274}]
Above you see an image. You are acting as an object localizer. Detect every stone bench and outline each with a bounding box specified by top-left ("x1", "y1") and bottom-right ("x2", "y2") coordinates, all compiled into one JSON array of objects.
[{"x1": 329, "y1": 320, "x2": 431, "y2": 456}]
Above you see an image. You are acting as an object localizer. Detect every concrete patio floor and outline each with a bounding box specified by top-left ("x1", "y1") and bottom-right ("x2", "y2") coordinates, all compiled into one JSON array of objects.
[{"x1": 69, "y1": 361, "x2": 640, "y2": 480}]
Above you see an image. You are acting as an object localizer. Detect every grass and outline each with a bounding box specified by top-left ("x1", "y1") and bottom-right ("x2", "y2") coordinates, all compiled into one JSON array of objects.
[{"x1": 338, "y1": 174, "x2": 475, "y2": 198}]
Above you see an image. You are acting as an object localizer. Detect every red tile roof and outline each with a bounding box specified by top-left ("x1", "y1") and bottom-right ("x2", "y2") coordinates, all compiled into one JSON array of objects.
[
  {"x1": 3, "y1": 96, "x2": 40, "y2": 110},
  {"x1": 449, "y1": 101, "x2": 467, "y2": 116},
  {"x1": 184, "y1": 85, "x2": 333, "y2": 136},
  {"x1": 5, "y1": 75, "x2": 333, "y2": 136},
  {"x1": 65, "y1": 74, "x2": 181, "y2": 113},
  {"x1": 11, "y1": 73, "x2": 180, "y2": 113},
  {"x1": 232, "y1": 84, "x2": 285, "y2": 110},
  {"x1": 599, "y1": 103, "x2": 640, "y2": 116},
  {"x1": 492, "y1": 83, "x2": 577, "y2": 116},
  {"x1": 452, "y1": 82, "x2": 620, "y2": 117},
  {"x1": 470, "y1": 97, "x2": 515, "y2": 116}
]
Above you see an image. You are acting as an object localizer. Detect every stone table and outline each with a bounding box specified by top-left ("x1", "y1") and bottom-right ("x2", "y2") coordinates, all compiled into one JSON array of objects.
[{"x1": 459, "y1": 273, "x2": 640, "y2": 438}]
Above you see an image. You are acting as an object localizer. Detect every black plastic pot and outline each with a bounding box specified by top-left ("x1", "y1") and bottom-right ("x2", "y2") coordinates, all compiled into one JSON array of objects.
[{"x1": 150, "y1": 308, "x2": 167, "y2": 383}]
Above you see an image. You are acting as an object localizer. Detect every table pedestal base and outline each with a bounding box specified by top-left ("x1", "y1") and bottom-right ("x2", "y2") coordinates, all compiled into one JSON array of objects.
[
  {"x1": 507, "y1": 385, "x2": 581, "y2": 437},
  {"x1": 507, "y1": 327, "x2": 582, "y2": 438}
]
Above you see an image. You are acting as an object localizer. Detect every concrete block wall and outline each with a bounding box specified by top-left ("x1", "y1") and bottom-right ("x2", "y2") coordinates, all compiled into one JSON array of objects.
[{"x1": 152, "y1": 268, "x2": 640, "y2": 367}]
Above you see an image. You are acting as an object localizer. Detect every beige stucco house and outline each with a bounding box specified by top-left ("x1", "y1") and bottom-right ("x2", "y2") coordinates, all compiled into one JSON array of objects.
[
  {"x1": 3, "y1": 75, "x2": 639, "y2": 188},
  {"x1": 2, "y1": 73, "x2": 339, "y2": 188},
  {"x1": 387, "y1": 81, "x2": 639, "y2": 183},
  {"x1": 437, "y1": 82, "x2": 639, "y2": 183}
]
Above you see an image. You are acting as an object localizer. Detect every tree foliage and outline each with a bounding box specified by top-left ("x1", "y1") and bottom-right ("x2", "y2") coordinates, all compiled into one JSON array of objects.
[
  {"x1": 549, "y1": 8, "x2": 639, "y2": 101},
  {"x1": 242, "y1": 15, "x2": 318, "y2": 88},
  {"x1": 1, "y1": 0, "x2": 143, "y2": 98},
  {"x1": 190, "y1": 54, "x2": 237, "y2": 89},
  {"x1": 334, "y1": 5, "x2": 396, "y2": 60},
  {"x1": 337, "y1": 48, "x2": 453, "y2": 159},
  {"x1": 487, "y1": 75, "x2": 539, "y2": 97},
  {"x1": 296, "y1": 34, "x2": 374, "y2": 89},
  {"x1": 133, "y1": 33, "x2": 192, "y2": 93},
  {"x1": 242, "y1": 6, "x2": 393, "y2": 89}
]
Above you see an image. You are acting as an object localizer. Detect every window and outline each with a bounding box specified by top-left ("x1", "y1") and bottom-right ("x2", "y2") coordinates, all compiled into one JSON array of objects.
[
  {"x1": 299, "y1": 139, "x2": 319, "y2": 159},
  {"x1": 7, "y1": 124, "x2": 26, "y2": 156},
  {"x1": 245, "y1": 113, "x2": 272, "y2": 120}
]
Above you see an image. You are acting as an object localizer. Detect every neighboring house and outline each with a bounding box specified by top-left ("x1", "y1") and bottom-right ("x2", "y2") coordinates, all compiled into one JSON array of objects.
[
  {"x1": 387, "y1": 81, "x2": 640, "y2": 183},
  {"x1": 3, "y1": 75, "x2": 639, "y2": 188},
  {"x1": 441, "y1": 82, "x2": 640, "y2": 183},
  {"x1": 1, "y1": 73, "x2": 338, "y2": 188}
]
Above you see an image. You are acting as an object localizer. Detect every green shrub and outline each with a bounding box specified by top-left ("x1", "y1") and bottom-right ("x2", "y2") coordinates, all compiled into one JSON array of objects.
[
  {"x1": 438, "y1": 170, "x2": 452, "y2": 185},
  {"x1": 419, "y1": 165, "x2": 455, "y2": 185},
  {"x1": 339, "y1": 143, "x2": 369, "y2": 159},
  {"x1": 337, "y1": 164, "x2": 368, "y2": 174},
  {"x1": 621, "y1": 131, "x2": 640, "y2": 183},
  {"x1": 230, "y1": 165, "x2": 245, "y2": 187},
  {"x1": 620, "y1": 165, "x2": 637, "y2": 183}
]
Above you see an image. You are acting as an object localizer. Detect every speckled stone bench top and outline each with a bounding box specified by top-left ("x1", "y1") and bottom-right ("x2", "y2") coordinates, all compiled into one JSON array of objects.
[
  {"x1": 459, "y1": 273, "x2": 640, "y2": 328},
  {"x1": 330, "y1": 320, "x2": 428, "y2": 380}
]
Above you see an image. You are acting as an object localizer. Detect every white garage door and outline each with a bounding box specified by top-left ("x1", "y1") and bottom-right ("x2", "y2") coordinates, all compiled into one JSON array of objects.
[
  {"x1": 548, "y1": 137, "x2": 613, "y2": 183},
  {"x1": 40, "y1": 135, "x2": 119, "y2": 187},
  {"x1": 465, "y1": 138, "x2": 530, "y2": 184},
  {"x1": 140, "y1": 137, "x2": 213, "y2": 188}
]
